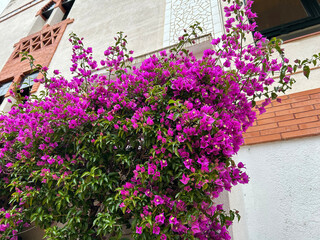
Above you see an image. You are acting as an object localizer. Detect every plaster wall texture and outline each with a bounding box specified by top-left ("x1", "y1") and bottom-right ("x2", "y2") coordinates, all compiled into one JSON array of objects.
[
  {"x1": 163, "y1": 0, "x2": 224, "y2": 46},
  {"x1": 48, "y1": 0, "x2": 166, "y2": 78},
  {"x1": 280, "y1": 34, "x2": 320, "y2": 94},
  {"x1": 231, "y1": 135, "x2": 320, "y2": 240},
  {"x1": 280, "y1": 68, "x2": 320, "y2": 95},
  {"x1": 0, "y1": 0, "x2": 38, "y2": 16},
  {"x1": 0, "y1": 0, "x2": 10, "y2": 15},
  {"x1": 0, "y1": 4, "x2": 40, "y2": 70}
]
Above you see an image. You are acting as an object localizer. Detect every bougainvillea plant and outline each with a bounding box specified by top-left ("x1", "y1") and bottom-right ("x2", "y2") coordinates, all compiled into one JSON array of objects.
[{"x1": 0, "y1": 0, "x2": 319, "y2": 239}]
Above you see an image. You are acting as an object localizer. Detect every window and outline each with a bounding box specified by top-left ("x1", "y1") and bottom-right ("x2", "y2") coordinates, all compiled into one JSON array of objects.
[
  {"x1": 41, "y1": 1, "x2": 55, "y2": 20},
  {"x1": 0, "y1": 81, "x2": 12, "y2": 105},
  {"x1": 19, "y1": 71, "x2": 39, "y2": 98},
  {"x1": 61, "y1": 0, "x2": 75, "y2": 21},
  {"x1": 252, "y1": 0, "x2": 320, "y2": 39}
]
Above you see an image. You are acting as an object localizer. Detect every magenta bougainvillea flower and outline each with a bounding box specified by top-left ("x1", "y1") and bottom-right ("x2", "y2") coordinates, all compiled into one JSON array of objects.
[
  {"x1": 180, "y1": 174, "x2": 190, "y2": 185},
  {"x1": 154, "y1": 195, "x2": 165, "y2": 206},
  {"x1": 0, "y1": 0, "x2": 317, "y2": 239}
]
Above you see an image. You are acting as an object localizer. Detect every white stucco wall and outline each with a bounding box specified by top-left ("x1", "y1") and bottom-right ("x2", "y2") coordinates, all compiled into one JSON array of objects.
[
  {"x1": 48, "y1": 0, "x2": 166, "y2": 77},
  {"x1": 231, "y1": 135, "x2": 320, "y2": 240},
  {"x1": 279, "y1": 34, "x2": 320, "y2": 95},
  {"x1": 0, "y1": 1, "x2": 45, "y2": 70},
  {"x1": 0, "y1": 0, "x2": 10, "y2": 15},
  {"x1": 0, "y1": 0, "x2": 40, "y2": 16}
]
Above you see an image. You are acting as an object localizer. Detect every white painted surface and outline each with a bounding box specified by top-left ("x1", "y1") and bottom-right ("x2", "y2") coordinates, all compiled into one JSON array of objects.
[
  {"x1": 46, "y1": 6, "x2": 64, "y2": 26},
  {"x1": 28, "y1": 14, "x2": 46, "y2": 35},
  {"x1": 0, "y1": 3, "x2": 42, "y2": 70},
  {"x1": 0, "y1": 0, "x2": 43, "y2": 17},
  {"x1": 0, "y1": 0, "x2": 10, "y2": 15},
  {"x1": 0, "y1": 96, "x2": 14, "y2": 112},
  {"x1": 164, "y1": 0, "x2": 223, "y2": 46},
  {"x1": 48, "y1": 0, "x2": 166, "y2": 78},
  {"x1": 231, "y1": 136, "x2": 320, "y2": 240},
  {"x1": 281, "y1": 34, "x2": 320, "y2": 94}
]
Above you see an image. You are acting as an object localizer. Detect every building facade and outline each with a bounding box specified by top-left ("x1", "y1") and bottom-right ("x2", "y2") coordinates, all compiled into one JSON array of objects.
[{"x1": 0, "y1": 0, "x2": 320, "y2": 239}]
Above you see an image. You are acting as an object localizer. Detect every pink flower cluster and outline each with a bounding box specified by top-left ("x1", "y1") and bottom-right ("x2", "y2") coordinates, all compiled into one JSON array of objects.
[{"x1": 0, "y1": 1, "x2": 312, "y2": 239}]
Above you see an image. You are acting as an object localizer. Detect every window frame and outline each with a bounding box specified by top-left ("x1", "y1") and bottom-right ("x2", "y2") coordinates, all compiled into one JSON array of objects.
[
  {"x1": 18, "y1": 71, "x2": 39, "y2": 98},
  {"x1": 61, "y1": 0, "x2": 75, "y2": 21},
  {"x1": 253, "y1": 0, "x2": 320, "y2": 39},
  {"x1": 42, "y1": 1, "x2": 55, "y2": 20},
  {"x1": 0, "y1": 80, "x2": 13, "y2": 105}
]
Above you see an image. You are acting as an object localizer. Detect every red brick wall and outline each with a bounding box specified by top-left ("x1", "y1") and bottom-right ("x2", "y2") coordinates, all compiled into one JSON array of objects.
[{"x1": 244, "y1": 88, "x2": 320, "y2": 145}]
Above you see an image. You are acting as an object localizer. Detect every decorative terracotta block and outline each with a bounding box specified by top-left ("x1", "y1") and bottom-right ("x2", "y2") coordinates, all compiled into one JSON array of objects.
[{"x1": 0, "y1": 18, "x2": 73, "y2": 97}]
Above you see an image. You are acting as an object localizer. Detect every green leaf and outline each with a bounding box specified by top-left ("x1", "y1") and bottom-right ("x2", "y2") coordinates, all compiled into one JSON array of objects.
[
  {"x1": 271, "y1": 92, "x2": 277, "y2": 100},
  {"x1": 186, "y1": 142, "x2": 193, "y2": 152},
  {"x1": 303, "y1": 65, "x2": 310, "y2": 78}
]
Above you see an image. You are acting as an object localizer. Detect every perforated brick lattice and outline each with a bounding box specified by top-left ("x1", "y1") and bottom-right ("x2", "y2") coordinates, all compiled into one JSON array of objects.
[{"x1": 12, "y1": 26, "x2": 61, "y2": 59}]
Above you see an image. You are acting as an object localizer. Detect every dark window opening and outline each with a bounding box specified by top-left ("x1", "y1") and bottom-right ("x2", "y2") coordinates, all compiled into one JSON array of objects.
[
  {"x1": 252, "y1": 0, "x2": 320, "y2": 39},
  {"x1": 18, "y1": 86, "x2": 32, "y2": 99},
  {"x1": 0, "y1": 81, "x2": 12, "y2": 105},
  {"x1": 18, "y1": 71, "x2": 39, "y2": 98},
  {"x1": 61, "y1": 0, "x2": 75, "y2": 20},
  {"x1": 42, "y1": 1, "x2": 55, "y2": 20}
]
